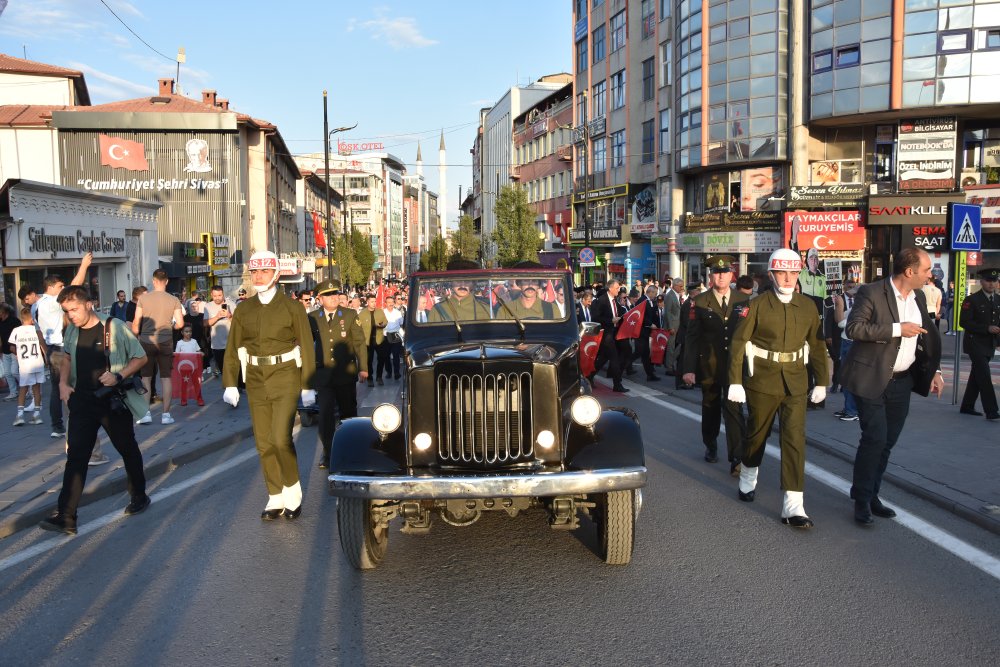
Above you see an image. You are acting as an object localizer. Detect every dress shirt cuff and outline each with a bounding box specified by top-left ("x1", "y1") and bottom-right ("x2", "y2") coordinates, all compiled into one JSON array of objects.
[{"x1": 891, "y1": 323, "x2": 901, "y2": 337}]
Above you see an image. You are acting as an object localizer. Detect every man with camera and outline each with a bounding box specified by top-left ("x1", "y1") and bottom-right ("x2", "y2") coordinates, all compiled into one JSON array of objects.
[
  {"x1": 39, "y1": 286, "x2": 151, "y2": 536},
  {"x1": 203, "y1": 285, "x2": 236, "y2": 377}
]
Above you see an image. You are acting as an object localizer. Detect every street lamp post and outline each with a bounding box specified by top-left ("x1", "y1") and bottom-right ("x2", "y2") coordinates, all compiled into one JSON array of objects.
[
  {"x1": 321, "y1": 90, "x2": 356, "y2": 278},
  {"x1": 574, "y1": 91, "x2": 591, "y2": 285}
]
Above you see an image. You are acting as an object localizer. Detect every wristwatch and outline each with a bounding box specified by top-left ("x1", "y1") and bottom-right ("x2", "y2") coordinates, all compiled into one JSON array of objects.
[{"x1": 114, "y1": 372, "x2": 123, "y2": 383}]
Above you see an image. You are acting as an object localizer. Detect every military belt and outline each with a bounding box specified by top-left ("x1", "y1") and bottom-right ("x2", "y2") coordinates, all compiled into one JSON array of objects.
[
  {"x1": 247, "y1": 349, "x2": 300, "y2": 366},
  {"x1": 745, "y1": 341, "x2": 808, "y2": 377}
]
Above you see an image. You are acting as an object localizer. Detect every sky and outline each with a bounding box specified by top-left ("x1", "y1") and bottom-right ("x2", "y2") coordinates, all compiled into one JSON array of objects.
[{"x1": 0, "y1": 0, "x2": 572, "y2": 228}]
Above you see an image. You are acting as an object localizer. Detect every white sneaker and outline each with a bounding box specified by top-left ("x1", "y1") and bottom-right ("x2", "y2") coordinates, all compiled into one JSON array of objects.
[
  {"x1": 88, "y1": 455, "x2": 110, "y2": 466},
  {"x1": 3, "y1": 394, "x2": 17, "y2": 401},
  {"x1": 29, "y1": 413, "x2": 43, "y2": 425},
  {"x1": 13, "y1": 414, "x2": 24, "y2": 426},
  {"x1": 136, "y1": 411, "x2": 152, "y2": 425},
  {"x1": 161, "y1": 413, "x2": 175, "y2": 425}
]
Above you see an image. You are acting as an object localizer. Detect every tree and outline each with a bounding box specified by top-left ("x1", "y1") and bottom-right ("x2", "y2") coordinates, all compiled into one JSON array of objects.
[
  {"x1": 450, "y1": 215, "x2": 479, "y2": 262},
  {"x1": 335, "y1": 229, "x2": 375, "y2": 288},
  {"x1": 491, "y1": 184, "x2": 539, "y2": 267},
  {"x1": 419, "y1": 236, "x2": 450, "y2": 271}
]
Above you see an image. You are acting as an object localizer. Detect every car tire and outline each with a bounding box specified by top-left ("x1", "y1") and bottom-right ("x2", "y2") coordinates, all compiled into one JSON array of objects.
[
  {"x1": 299, "y1": 410, "x2": 317, "y2": 427},
  {"x1": 338, "y1": 498, "x2": 388, "y2": 570},
  {"x1": 596, "y1": 490, "x2": 635, "y2": 566}
]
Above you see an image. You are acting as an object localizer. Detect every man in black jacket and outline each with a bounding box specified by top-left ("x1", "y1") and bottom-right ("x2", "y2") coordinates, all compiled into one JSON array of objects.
[
  {"x1": 958, "y1": 268, "x2": 1000, "y2": 420},
  {"x1": 590, "y1": 278, "x2": 628, "y2": 392},
  {"x1": 841, "y1": 248, "x2": 944, "y2": 526}
]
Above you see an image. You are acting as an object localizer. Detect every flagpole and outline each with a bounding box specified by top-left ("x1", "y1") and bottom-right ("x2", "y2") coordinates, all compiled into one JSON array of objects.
[{"x1": 323, "y1": 91, "x2": 333, "y2": 276}]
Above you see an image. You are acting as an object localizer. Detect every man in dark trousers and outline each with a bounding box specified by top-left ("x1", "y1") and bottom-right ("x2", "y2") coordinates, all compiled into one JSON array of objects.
[
  {"x1": 589, "y1": 278, "x2": 628, "y2": 393},
  {"x1": 958, "y1": 268, "x2": 1000, "y2": 420},
  {"x1": 309, "y1": 280, "x2": 368, "y2": 468},
  {"x1": 682, "y1": 255, "x2": 749, "y2": 472},
  {"x1": 674, "y1": 284, "x2": 701, "y2": 389},
  {"x1": 634, "y1": 283, "x2": 663, "y2": 381},
  {"x1": 841, "y1": 247, "x2": 944, "y2": 526}
]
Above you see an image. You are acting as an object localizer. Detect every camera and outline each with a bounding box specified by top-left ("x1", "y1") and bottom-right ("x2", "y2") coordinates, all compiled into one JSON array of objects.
[
  {"x1": 221, "y1": 304, "x2": 228, "y2": 310},
  {"x1": 95, "y1": 375, "x2": 147, "y2": 414}
]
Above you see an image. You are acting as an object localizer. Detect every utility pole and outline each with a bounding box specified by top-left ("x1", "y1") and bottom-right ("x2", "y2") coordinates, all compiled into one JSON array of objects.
[
  {"x1": 323, "y1": 91, "x2": 333, "y2": 272},
  {"x1": 576, "y1": 91, "x2": 591, "y2": 285}
]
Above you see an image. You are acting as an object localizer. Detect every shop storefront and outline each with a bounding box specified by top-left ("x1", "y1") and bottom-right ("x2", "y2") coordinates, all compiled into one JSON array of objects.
[
  {"x1": 675, "y1": 230, "x2": 781, "y2": 285},
  {"x1": 160, "y1": 241, "x2": 211, "y2": 297},
  {"x1": 1, "y1": 179, "x2": 159, "y2": 310},
  {"x1": 867, "y1": 193, "x2": 965, "y2": 284}
]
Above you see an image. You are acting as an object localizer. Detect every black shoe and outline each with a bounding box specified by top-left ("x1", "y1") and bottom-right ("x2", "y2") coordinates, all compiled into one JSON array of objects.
[
  {"x1": 646, "y1": 375, "x2": 661, "y2": 381},
  {"x1": 854, "y1": 501, "x2": 874, "y2": 526},
  {"x1": 678, "y1": 384, "x2": 694, "y2": 390},
  {"x1": 833, "y1": 410, "x2": 847, "y2": 418},
  {"x1": 960, "y1": 407, "x2": 984, "y2": 416},
  {"x1": 283, "y1": 506, "x2": 302, "y2": 520},
  {"x1": 39, "y1": 512, "x2": 77, "y2": 535},
  {"x1": 124, "y1": 495, "x2": 151, "y2": 516},
  {"x1": 986, "y1": 413, "x2": 1000, "y2": 421},
  {"x1": 367, "y1": 379, "x2": 375, "y2": 388},
  {"x1": 612, "y1": 384, "x2": 630, "y2": 393},
  {"x1": 781, "y1": 516, "x2": 814, "y2": 529},
  {"x1": 377, "y1": 378, "x2": 384, "y2": 386},
  {"x1": 261, "y1": 508, "x2": 284, "y2": 521},
  {"x1": 738, "y1": 490, "x2": 755, "y2": 502},
  {"x1": 704, "y1": 449, "x2": 718, "y2": 463},
  {"x1": 870, "y1": 497, "x2": 897, "y2": 518}
]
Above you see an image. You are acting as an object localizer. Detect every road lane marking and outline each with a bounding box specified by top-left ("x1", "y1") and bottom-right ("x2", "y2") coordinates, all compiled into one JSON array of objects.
[{"x1": 600, "y1": 377, "x2": 1000, "y2": 583}]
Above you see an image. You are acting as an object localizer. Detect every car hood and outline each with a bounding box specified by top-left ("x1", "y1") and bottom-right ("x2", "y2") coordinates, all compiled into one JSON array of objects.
[{"x1": 409, "y1": 341, "x2": 569, "y2": 366}]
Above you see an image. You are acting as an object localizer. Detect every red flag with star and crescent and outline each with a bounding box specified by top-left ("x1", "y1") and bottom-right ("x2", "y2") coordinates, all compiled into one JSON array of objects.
[
  {"x1": 99, "y1": 134, "x2": 149, "y2": 171},
  {"x1": 616, "y1": 300, "x2": 646, "y2": 340},
  {"x1": 579, "y1": 329, "x2": 603, "y2": 377},
  {"x1": 311, "y1": 211, "x2": 326, "y2": 248},
  {"x1": 650, "y1": 329, "x2": 670, "y2": 365}
]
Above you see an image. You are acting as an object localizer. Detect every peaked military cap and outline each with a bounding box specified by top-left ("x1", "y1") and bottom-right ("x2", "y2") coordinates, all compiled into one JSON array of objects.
[
  {"x1": 978, "y1": 268, "x2": 1000, "y2": 281},
  {"x1": 315, "y1": 280, "x2": 341, "y2": 296},
  {"x1": 705, "y1": 255, "x2": 736, "y2": 273}
]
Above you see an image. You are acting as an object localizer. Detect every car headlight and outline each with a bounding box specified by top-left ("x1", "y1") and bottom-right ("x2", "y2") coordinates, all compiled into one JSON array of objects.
[
  {"x1": 371, "y1": 403, "x2": 402, "y2": 435},
  {"x1": 535, "y1": 430, "x2": 555, "y2": 449},
  {"x1": 570, "y1": 395, "x2": 601, "y2": 427},
  {"x1": 413, "y1": 432, "x2": 433, "y2": 451}
]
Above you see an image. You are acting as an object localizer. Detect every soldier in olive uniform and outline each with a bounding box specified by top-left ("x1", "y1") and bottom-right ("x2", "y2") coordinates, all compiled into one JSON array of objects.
[
  {"x1": 428, "y1": 276, "x2": 493, "y2": 322},
  {"x1": 309, "y1": 280, "x2": 369, "y2": 468},
  {"x1": 682, "y1": 255, "x2": 749, "y2": 473},
  {"x1": 499, "y1": 277, "x2": 556, "y2": 320},
  {"x1": 959, "y1": 268, "x2": 1000, "y2": 420},
  {"x1": 727, "y1": 248, "x2": 828, "y2": 529},
  {"x1": 223, "y1": 251, "x2": 316, "y2": 521}
]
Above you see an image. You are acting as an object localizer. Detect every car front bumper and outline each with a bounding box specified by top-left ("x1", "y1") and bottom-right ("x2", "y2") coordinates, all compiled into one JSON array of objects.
[{"x1": 328, "y1": 466, "x2": 647, "y2": 500}]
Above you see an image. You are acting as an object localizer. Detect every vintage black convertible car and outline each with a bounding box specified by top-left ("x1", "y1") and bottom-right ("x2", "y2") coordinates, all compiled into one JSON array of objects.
[{"x1": 327, "y1": 268, "x2": 645, "y2": 569}]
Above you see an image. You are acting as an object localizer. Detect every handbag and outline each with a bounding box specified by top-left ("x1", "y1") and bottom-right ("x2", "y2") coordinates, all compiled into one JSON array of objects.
[{"x1": 387, "y1": 332, "x2": 402, "y2": 345}]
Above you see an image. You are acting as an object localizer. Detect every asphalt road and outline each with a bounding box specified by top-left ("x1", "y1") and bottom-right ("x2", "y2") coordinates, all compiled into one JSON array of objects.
[{"x1": 0, "y1": 384, "x2": 998, "y2": 666}]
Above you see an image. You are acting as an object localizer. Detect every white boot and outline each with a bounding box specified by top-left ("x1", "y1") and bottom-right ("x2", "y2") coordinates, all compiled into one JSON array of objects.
[
  {"x1": 780, "y1": 490, "x2": 814, "y2": 528},
  {"x1": 739, "y1": 465, "x2": 759, "y2": 494},
  {"x1": 282, "y1": 482, "x2": 302, "y2": 511},
  {"x1": 264, "y1": 493, "x2": 284, "y2": 511}
]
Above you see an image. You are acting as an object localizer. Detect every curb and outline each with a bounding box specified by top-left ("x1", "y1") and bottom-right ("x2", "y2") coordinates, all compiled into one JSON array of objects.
[
  {"x1": 658, "y1": 383, "x2": 1000, "y2": 537},
  {"x1": 0, "y1": 425, "x2": 255, "y2": 540}
]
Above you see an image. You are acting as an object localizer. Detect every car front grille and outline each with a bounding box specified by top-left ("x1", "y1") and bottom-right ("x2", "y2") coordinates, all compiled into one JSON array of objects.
[{"x1": 436, "y1": 372, "x2": 534, "y2": 465}]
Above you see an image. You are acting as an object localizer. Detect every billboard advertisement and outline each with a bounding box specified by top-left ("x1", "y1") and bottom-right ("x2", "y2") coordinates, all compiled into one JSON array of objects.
[
  {"x1": 897, "y1": 117, "x2": 957, "y2": 191},
  {"x1": 783, "y1": 211, "x2": 866, "y2": 253}
]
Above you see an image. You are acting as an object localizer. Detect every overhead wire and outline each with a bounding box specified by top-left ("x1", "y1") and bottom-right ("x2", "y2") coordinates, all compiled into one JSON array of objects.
[{"x1": 99, "y1": 0, "x2": 175, "y2": 63}]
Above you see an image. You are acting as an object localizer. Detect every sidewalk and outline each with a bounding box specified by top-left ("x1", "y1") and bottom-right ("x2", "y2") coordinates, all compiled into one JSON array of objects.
[{"x1": 646, "y1": 344, "x2": 1000, "y2": 536}]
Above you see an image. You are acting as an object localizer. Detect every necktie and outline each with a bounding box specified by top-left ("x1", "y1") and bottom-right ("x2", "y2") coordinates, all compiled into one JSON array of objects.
[
  {"x1": 328, "y1": 312, "x2": 335, "y2": 323},
  {"x1": 722, "y1": 296, "x2": 728, "y2": 311},
  {"x1": 584, "y1": 307, "x2": 590, "y2": 322},
  {"x1": 610, "y1": 297, "x2": 617, "y2": 319}
]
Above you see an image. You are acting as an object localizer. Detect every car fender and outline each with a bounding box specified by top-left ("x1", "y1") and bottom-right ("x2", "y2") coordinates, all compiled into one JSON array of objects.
[
  {"x1": 329, "y1": 417, "x2": 407, "y2": 474},
  {"x1": 565, "y1": 407, "x2": 645, "y2": 471}
]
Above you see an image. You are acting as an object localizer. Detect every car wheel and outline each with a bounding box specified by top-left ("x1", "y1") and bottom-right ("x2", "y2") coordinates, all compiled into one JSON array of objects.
[
  {"x1": 337, "y1": 498, "x2": 388, "y2": 570},
  {"x1": 596, "y1": 490, "x2": 635, "y2": 565},
  {"x1": 299, "y1": 410, "x2": 317, "y2": 427}
]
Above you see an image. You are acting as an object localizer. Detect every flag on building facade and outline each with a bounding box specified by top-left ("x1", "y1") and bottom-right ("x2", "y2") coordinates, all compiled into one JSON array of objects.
[{"x1": 99, "y1": 134, "x2": 149, "y2": 171}]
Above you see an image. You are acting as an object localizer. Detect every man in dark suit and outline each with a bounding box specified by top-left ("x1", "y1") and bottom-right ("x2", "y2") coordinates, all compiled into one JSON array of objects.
[
  {"x1": 841, "y1": 248, "x2": 944, "y2": 526},
  {"x1": 309, "y1": 280, "x2": 368, "y2": 468},
  {"x1": 958, "y1": 268, "x2": 1000, "y2": 420},
  {"x1": 590, "y1": 278, "x2": 628, "y2": 393},
  {"x1": 663, "y1": 279, "x2": 683, "y2": 374},
  {"x1": 635, "y1": 284, "x2": 663, "y2": 381},
  {"x1": 576, "y1": 289, "x2": 595, "y2": 323},
  {"x1": 674, "y1": 283, "x2": 701, "y2": 389},
  {"x1": 682, "y1": 255, "x2": 749, "y2": 471}
]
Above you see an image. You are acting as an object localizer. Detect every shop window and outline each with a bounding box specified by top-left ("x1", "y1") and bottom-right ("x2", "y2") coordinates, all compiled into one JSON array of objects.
[
  {"x1": 874, "y1": 143, "x2": 894, "y2": 182},
  {"x1": 940, "y1": 30, "x2": 972, "y2": 54},
  {"x1": 835, "y1": 45, "x2": 860, "y2": 68}
]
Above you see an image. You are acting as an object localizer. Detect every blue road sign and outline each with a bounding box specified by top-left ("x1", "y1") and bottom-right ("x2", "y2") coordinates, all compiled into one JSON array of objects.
[{"x1": 949, "y1": 203, "x2": 981, "y2": 251}]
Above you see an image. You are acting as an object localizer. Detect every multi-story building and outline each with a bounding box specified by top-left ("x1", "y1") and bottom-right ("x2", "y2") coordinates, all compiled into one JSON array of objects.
[
  {"x1": 511, "y1": 81, "x2": 575, "y2": 268},
  {"x1": 295, "y1": 171, "x2": 342, "y2": 284},
  {"x1": 572, "y1": 1, "x2": 1000, "y2": 289},
  {"x1": 480, "y1": 74, "x2": 573, "y2": 265}
]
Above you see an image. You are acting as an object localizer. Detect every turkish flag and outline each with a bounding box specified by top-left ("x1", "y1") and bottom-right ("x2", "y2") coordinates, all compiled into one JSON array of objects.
[
  {"x1": 616, "y1": 300, "x2": 646, "y2": 340},
  {"x1": 171, "y1": 352, "x2": 204, "y2": 405},
  {"x1": 312, "y1": 212, "x2": 326, "y2": 248},
  {"x1": 650, "y1": 329, "x2": 670, "y2": 365},
  {"x1": 99, "y1": 134, "x2": 149, "y2": 171},
  {"x1": 374, "y1": 284, "x2": 385, "y2": 308},
  {"x1": 542, "y1": 280, "x2": 557, "y2": 302},
  {"x1": 579, "y1": 330, "x2": 603, "y2": 377}
]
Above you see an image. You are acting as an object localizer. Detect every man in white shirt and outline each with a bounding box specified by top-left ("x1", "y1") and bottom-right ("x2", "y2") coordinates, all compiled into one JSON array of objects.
[
  {"x1": 35, "y1": 274, "x2": 67, "y2": 437},
  {"x1": 383, "y1": 295, "x2": 405, "y2": 380},
  {"x1": 202, "y1": 285, "x2": 236, "y2": 377}
]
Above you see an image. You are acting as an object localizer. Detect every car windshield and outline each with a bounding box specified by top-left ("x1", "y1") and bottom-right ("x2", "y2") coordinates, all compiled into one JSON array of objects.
[{"x1": 411, "y1": 273, "x2": 571, "y2": 325}]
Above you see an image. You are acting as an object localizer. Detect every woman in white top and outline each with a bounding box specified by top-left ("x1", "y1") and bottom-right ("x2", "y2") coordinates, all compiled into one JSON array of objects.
[{"x1": 382, "y1": 295, "x2": 405, "y2": 380}]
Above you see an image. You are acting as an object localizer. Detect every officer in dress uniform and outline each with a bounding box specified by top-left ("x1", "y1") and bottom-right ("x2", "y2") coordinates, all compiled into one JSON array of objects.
[
  {"x1": 959, "y1": 268, "x2": 1000, "y2": 421},
  {"x1": 499, "y1": 277, "x2": 556, "y2": 320},
  {"x1": 428, "y1": 277, "x2": 493, "y2": 322},
  {"x1": 222, "y1": 250, "x2": 316, "y2": 520},
  {"x1": 309, "y1": 280, "x2": 368, "y2": 468},
  {"x1": 727, "y1": 248, "x2": 829, "y2": 528},
  {"x1": 682, "y1": 255, "x2": 749, "y2": 474}
]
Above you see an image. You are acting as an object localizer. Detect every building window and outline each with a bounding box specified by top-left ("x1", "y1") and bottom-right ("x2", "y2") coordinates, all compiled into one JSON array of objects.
[
  {"x1": 593, "y1": 25, "x2": 606, "y2": 63},
  {"x1": 577, "y1": 93, "x2": 586, "y2": 124},
  {"x1": 642, "y1": 120, "x2": 655, "y2": 164},
  {"x1": 939, "y1": 30, "x2": 971, "y2": 54},
  {"x1": 593, "y1": 80, "x2": 606, "y2": 118},
  {"x1": 835, "y1": 45, "x2": 860, "y2": 68},
  {"x1": 813, "y1": 50, "x2": 832, "y2": 73},
  {"x1": 575, "y1": 0, "x2": 586, "y2": 17},
  {"x1": 642, "y1": 58, "x2": 655, "y2": 100},
  {"x1": 659, "y1": 110, "x2": 669, "y2": 154},
  {"x1": 985, "y1": 28, "x2": 1000, "y2": 50},
  {"x1": 593, "y1": 137, "x2": 607, "y2": 173},
  {"x1": 659, "y1": 0, "x2": 670, "y2": 21},
  {"x1": 611, "y1": 11, "x2": 626, "y2": 53},
  {"x1": 660, "y1": 41, "x2": 672, "y2": 86},
  {"x1": 611, "y1": 69, "x2": 626, "y2": 109},
  {"x1": 577, "y1": 37, "x2": 588, "y2": 72},
  {"x1": 611, "y1": 130, "x2": 626, "y2": 167},
  {"x1": 641, "y1": 0, "x2": 655, "y2": 39},
  {"x1": 593, "y1": 0, "x2": 603, "y2": 6}
]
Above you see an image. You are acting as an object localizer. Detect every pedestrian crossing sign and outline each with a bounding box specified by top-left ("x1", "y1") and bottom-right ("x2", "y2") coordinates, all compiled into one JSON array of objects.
[{"x1": 948, "y1": 203, "x2": 981, "y2": 251}]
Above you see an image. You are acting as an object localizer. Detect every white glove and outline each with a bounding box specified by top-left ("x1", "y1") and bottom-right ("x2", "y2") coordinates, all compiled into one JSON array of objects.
[
  {"x1": 300, "y1": 389, "x2": 316, "y2": 408},
  {"x1": 809, "y1": 386, "x2": 826, "y2": 404},
  {"x1": 223, "y1": 387, "x2": 240, "y2": 408},
  {"x1": 727, "y1": 385, "x2": 747, "y2": 403}
]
